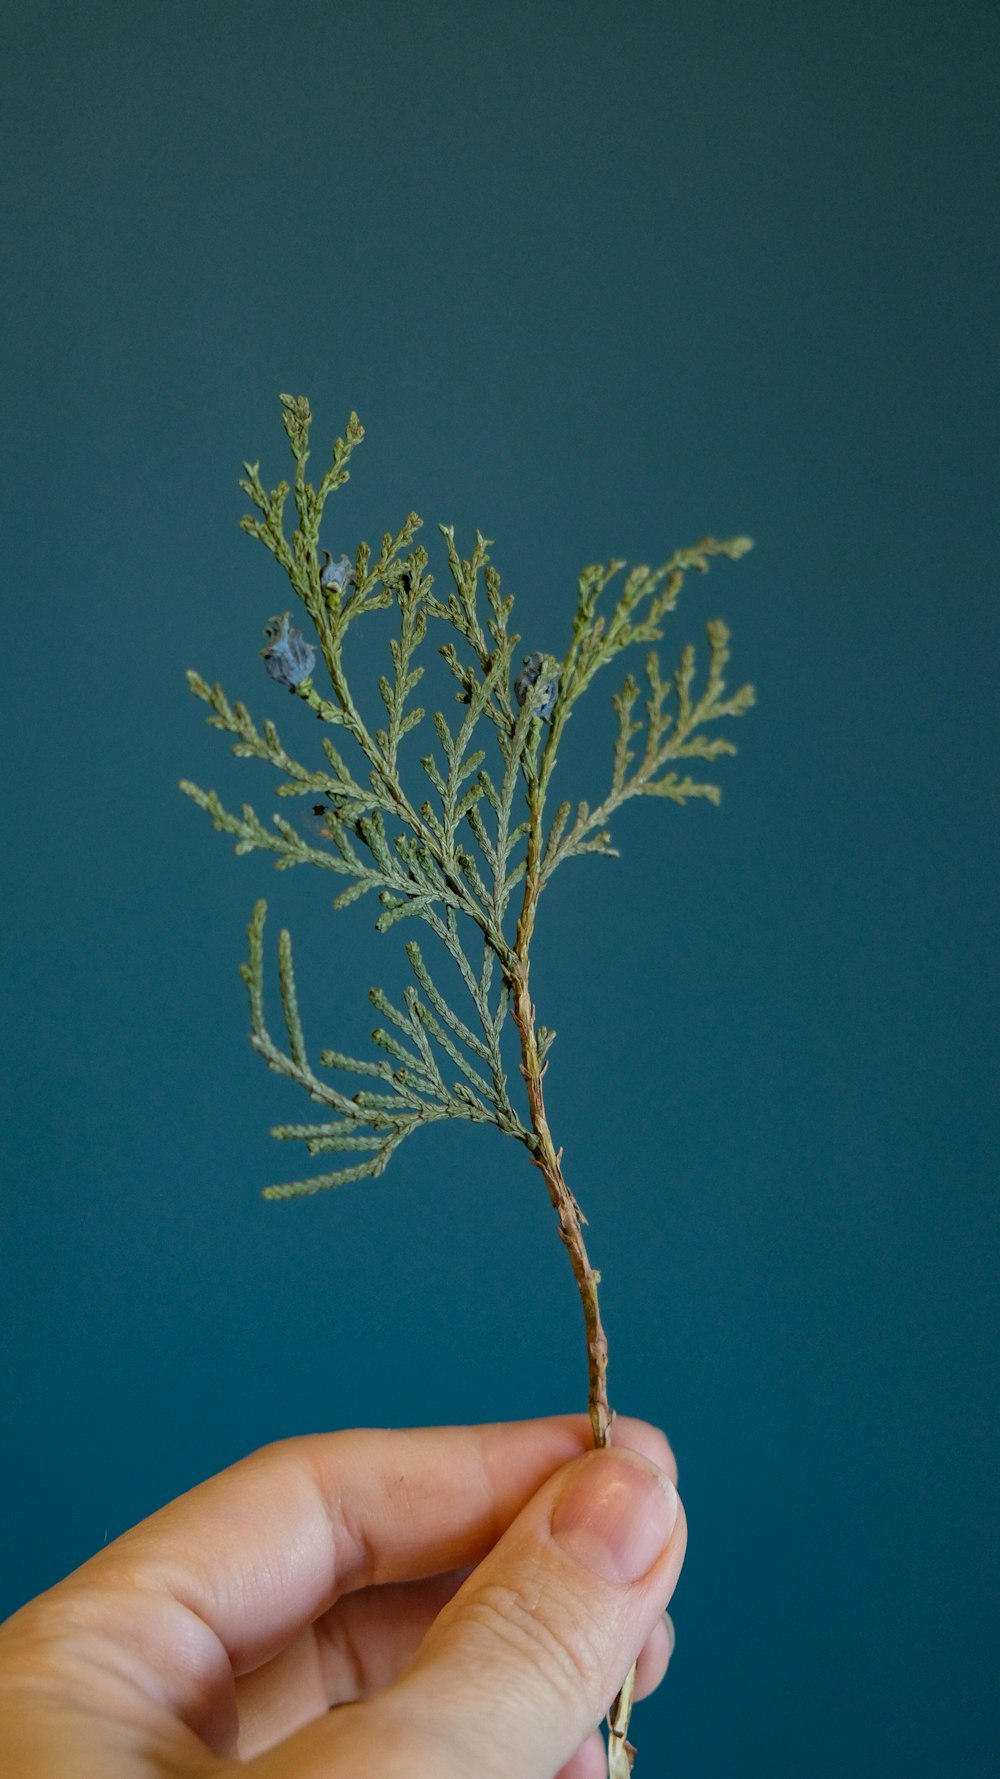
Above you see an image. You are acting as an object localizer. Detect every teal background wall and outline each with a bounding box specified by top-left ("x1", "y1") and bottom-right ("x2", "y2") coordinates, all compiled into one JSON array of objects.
[{"x1": 2, "y1": 2, "x2": 997, "y2": 1772}]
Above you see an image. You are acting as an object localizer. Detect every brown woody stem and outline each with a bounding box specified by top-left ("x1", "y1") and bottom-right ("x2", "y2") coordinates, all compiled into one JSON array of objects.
[
  {"x1": 512, "y1": 761, "x2": 637, "y2": 1772},
  {"x1": 511, "y1": 969, "x2": 612, "y2": 1447}
]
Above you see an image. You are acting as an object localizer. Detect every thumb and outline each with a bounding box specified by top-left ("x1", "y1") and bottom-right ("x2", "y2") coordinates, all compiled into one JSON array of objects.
[
  {"x1": 402, "y1": 1444, "x2": 686, "y2": 1777},
  {"x1": 283, "y1": 1445, "x2": 685, "y2": 1779}
]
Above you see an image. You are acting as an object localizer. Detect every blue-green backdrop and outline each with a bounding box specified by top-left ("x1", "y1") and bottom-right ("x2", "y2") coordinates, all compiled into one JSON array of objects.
[{"x1": 2, "y1": 2, "x2": 997, "y2": 1772}]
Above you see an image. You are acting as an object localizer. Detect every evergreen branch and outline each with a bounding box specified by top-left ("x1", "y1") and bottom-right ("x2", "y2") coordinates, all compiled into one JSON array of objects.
[
  {"x1": 410, "y1": 997, "x2": 495, "y2": 1106},
  {"x1": 539, "y1": 535, "x2": 753, "y2": 793},
  {"x1": 455, "y1": 844, "x2": 494, "y2": 912},
  {"x1": 373, "y1": 892, "x2": 438, "y2": 932},
  {"x1": 370, "y1": 1021, "x2": 442, "y2": 1089},
  {"x1": 319, "y1": 736, "x2": 374, "y2": 813},
  {"x1": 318, "y1": 1045, "x2": 430, "y2": 1103},
  {"x1": 401, "y1": 988, "x2": 446, "y2": 1088},
  {"x1": 378, "y1": 568, "x2": 428, "y2": 773},
  {"x1": 272, "y1": 1126, "x2": 387, "y2": 1154},
  {"x1": 241, "y1": 918, "x2": 374, "y2": 1120},
  {"x1": 241, "y1": 897, "x2": 267, "y2": 1038},
  {"x1": 238, "y1": 463, "x2": 296, "y2": 578},
  {"x1": 540, "y1": 618, "x2": 755, "y2": 878},
  {"x1": 370, "y1": 970, "x2": 511, "y2": 1134},
  {"x1": 185, "y1": 672, "x2": 324, "y2": 793},
  {"x1": 280, "y1": 394, "x2": 365, "y2": 581},
  {"x1": 277, "y1": 926, "x2": 307, "y2": 1070},
  {"x1": 611, "y1": 676, "x2": 643, "y2": 793},
  {"x1": 484, "y1": 562, "x2": 516, "y2": 650},
  {"x1": 405, "y1": 939, "x2": 491, "y2": 1062},
  {"x1": 428, "y1": 528, "x2": 518, "y2": 730},
  {"x1": 407, "y1": 922, "x2": 523, "y2": 1136},
  {"x1": 434, "y1": 525, "x2": 494, "y2": 663},
  {"x1": 542, "y1": 799, "x2": 572, "y2": 871},
  {"x1": 187, "y1": 396, "x2": 759, "y2": 1771},
  {"x1": 179, "y1": 781, "x2": 345, "y2": 871},
  {"x1": 240, "y1": 902, "x2": 505, "y2": 1199},
  {"x1": 368, "y1": 983, "x2": 419, "y2": 1041},
  {"x1": 261, "y1": 1130, "x2": 416, "y2": 1200},
  {"x1": 440, "y1": 904, "x2": 497, "y2": 1021}
]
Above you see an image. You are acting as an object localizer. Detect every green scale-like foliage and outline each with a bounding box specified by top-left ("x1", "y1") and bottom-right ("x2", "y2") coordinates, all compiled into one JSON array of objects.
[{"x1": 181, "y1": 394, "x2": 755, "y2": 1199}]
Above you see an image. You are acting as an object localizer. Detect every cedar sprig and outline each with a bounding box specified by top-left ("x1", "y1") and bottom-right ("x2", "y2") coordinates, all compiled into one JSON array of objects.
[
  {"x1": 182, "y1": 396, "x2": 756, "y2": 1775},
  {"x1": 182, "y1": 397, "x2": 753, "y2": 1202}
]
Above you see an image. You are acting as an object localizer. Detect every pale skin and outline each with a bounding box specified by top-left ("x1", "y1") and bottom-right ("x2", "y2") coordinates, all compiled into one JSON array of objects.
[{"x1": 0, "y1": 1416, "x2": 685, "y2": 1779}]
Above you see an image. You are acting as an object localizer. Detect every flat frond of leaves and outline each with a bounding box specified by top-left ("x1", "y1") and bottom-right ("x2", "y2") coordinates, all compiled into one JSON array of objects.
[
  {"x1": 183, "y1": 398, "x2": 755, "y2": 1195},
  {"x1": 242, "y1": 901, "x2": 528, "y2": 1198}
]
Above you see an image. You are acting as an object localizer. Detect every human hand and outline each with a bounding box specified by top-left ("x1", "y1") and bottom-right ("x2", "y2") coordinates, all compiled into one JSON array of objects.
[{"x1": 0, "y1": 1415, "x2": 684, "y2": 1778}]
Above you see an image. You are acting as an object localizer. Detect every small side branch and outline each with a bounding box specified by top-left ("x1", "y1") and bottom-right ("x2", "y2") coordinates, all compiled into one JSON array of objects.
[{"x1": 241, "y1": 901, "x2": 531, "y2": 1198}]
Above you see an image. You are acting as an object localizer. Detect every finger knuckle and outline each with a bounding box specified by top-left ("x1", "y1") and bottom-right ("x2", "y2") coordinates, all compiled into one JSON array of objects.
[{"x1": 455, "y1": 1577, "x2": 602, "y2": 1711}]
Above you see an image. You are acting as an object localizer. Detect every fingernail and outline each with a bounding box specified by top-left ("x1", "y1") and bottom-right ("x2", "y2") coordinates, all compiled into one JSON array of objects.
[
  {"x1": 663, "y1": 1609, "x2": 676, "y2": 1660},
  {"x1": 550, "y1": 1450, "x2": 679, "y2": 1585}
]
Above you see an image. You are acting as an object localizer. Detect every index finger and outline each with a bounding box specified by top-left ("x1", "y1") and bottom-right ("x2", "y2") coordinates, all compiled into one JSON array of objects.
[{"x1": 43, "y1": 1416, "x2": 675, "y2": 1678}]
